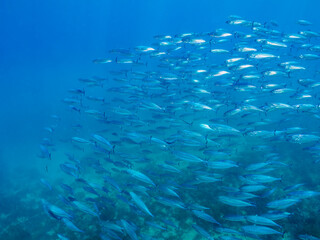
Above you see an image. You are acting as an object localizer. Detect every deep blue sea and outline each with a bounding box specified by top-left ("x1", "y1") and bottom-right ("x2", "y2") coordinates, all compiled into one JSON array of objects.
[{"x1": 1, "y1": 0, "x2": 320, "y2": 239}]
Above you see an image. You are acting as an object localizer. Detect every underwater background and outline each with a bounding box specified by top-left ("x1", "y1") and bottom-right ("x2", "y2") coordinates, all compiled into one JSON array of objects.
[{"x1": 1, "y1": 0, "x2": 320, "y2": 239}]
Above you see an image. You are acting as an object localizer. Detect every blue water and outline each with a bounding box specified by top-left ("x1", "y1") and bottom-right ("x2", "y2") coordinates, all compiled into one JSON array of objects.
[{"x1": 1, "y1": 0, "x2": 320, "y2": 239}]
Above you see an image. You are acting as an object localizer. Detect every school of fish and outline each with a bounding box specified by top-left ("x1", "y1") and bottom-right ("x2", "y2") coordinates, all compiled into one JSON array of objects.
[{"x1": 39, "y1": 16, "x2": 320, "y2": 240}]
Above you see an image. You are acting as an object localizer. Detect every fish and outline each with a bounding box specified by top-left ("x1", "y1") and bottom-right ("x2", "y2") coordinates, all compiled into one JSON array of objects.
[
  {"x1": 126, "y1": 169, "x2": 156, "y2": 186},
  {"x1": 219, "y1": 196, "x2": 255, "y2": 207},
  {"x1": 191, "y1": 210, "x2": 220, "y2": 225},
  {"x1": 129, "y1": 191, "x2": 153, "y2": 217},
  {"x1": 40, "y1": 178, "x2": 53, "y2": 190},
  {"x1": 246, "y1": 215, "x2": 282, "y2": 228},
  {"x1": 92, "y1": 134, "x2": 114, "y2": 151},
  {"x1": 42, "y1": 200, "x2": 72, "y2": 220},
  {"x1": 192, "y1": 224, "x2": 214, "y2": 240},
  {"x1": 121, "y1": 220, "x2": 138, "y2": 240},
  {"x1": 267, "y1": 198, "x2": 301, "y2": 209},
  {"x1": 71, "y1": 137, "x2": 92, "y2": 144},
  {"x1": 39, "y1": 144, "x2": 51, "y2": 159},
  {"x1": 242, "y1": 225, "x2": 282, "y2": 235},
  {"x1": 57, "y1": 234, "x2": 70, "y2": 240},
  {"x1": 39, "y1": 16, "x2": 320, "y2": 240},
  {"x1": 62, "y1": 218, "x2": 84, "y2": 233},
  {"x1": 72, "y1": 201, "x2": 100, "y2": 218},
  {"x1": 173, "y1": 150, "x2": 204, "y2": 163},
  {"x1": 299, "y1": 235, "x2": 320, "y2": 240}
]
